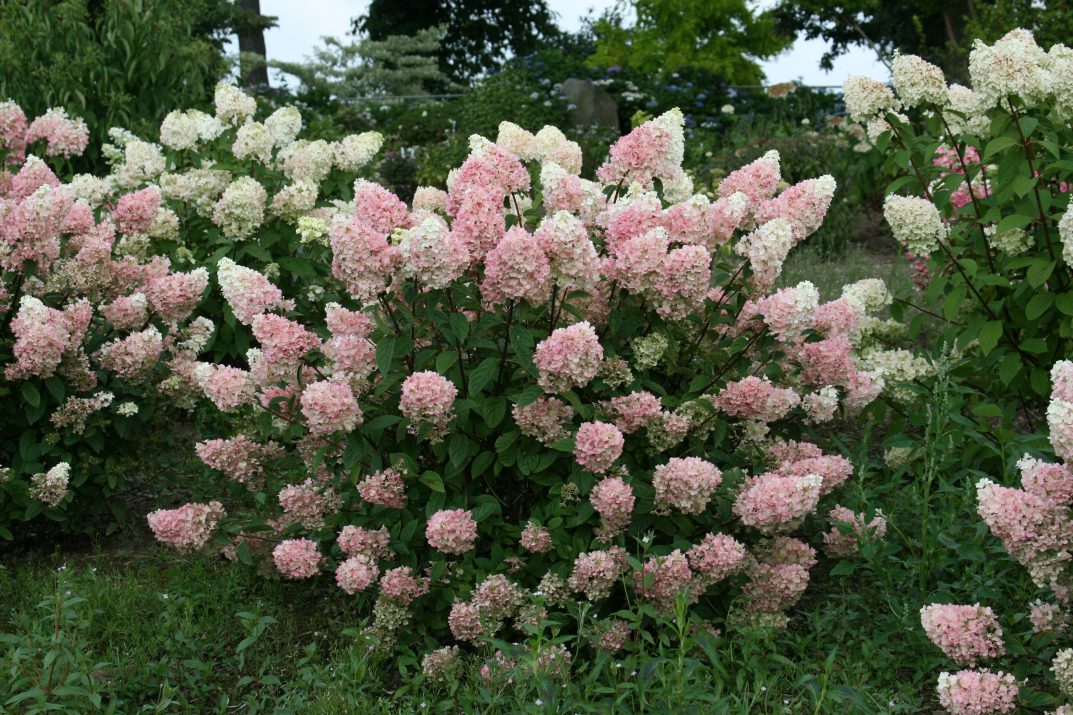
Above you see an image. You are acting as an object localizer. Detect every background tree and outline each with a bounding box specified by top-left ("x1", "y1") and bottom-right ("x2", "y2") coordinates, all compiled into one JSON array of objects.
[
  {"x1": 234, "y1": 0, "x2": 277, "y2": 88},
  {"x1": 270, "y1": 26, "x2": 459, "y2": 99},
  {"x1": 586, "y1": 0, "x2": 792, "y2": 85},
  {"x1": 773, "y1": 0, "x2": 1073, "y2": 77},
  {"x1": 0, "y1": 0, "x2": 255, "y2": 169},
  {"x1": 352, "y1": 0, "x2": 559, "y2": 84}
]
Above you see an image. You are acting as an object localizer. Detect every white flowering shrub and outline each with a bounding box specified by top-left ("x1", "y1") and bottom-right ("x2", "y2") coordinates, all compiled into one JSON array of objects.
[
  {"x1": 143, "y1": 94, "x2": 898, "y2": 667},
  {"x1": 850, "y1": 29, "x2": 1073, "y2": 410}
]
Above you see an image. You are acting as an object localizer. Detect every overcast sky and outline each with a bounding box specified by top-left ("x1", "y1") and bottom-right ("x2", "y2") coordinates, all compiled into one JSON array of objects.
[{"x1": 249, "y1": 0, "x2": 889, "y2": 87}]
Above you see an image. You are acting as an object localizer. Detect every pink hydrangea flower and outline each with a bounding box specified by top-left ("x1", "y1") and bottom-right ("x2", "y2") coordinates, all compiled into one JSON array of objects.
[
  {"x1": 481, "y1": 226, "x2": 552, "y2": 305},
  {"x1": 357, "y1": 467, "x2": 407, "y2": 509},
  {"x1": 379, "y1": 566, "x2": 430, "y2": 605},
  {"x1": 534, "y1": 322, "x2": 604, "y2": 394},
  {"x1": 714, "y1": 376, "x2": 801, "y2": 423},
  {"x1": 96, "y1": 326, "x2": 164, "y2": 379},
  {"x1": 300, "y1": 379, "x2": 362, "y2": 435},
  {"x1": 400, "y1": 371, "x2": 458, "y2": 440},
  {"x1": 217, "y1": 257, "x2": 294, "y2": 325},
  {"x1": 718, "y1": 150, "x2": 781, "y2": 211},
  {"x1": 325, "y1": 302, "x2": 374, "y2": 338},
  {"x1": 4, "y1": 296, "x2": 73, "y2": 380},
  {"x1": 520, "y1": 522, "x2": 553, "y2": 553},
  {"x1": 634, "y1": 550, "x2": 693, "y2": 612},
  {"x1": 733, "y1": 472, "x2": 823, "y2": 533},
  {"x1": 113, "y1": 187, "x2": 161, "y2": 235},
  {"x1": 936, "y1": 670, "x2": 1018, "y2": 715},
  {"x1": 688, "y1": 533, "x2": 747, "y2": 588},
  {"x1": 590, "y1": 476, "x2": 635, "y2": 539},
  {"x1": 147, "y1": 501, "x2": 225, "y2": 552},
  {"x1": 100, "y1": 293, "x2": 148, "y2": 331},
  {"x1": 569, "y1": 546, "x2": 628, "y2": 601},
  {"x1": 330, "y1": 215, "x2": 401, "y2": 302},
  {"x1": 574, "y1": 421, "x2": 624, "y2": 474},
  {"x1": 278, "y1": 479, "x2": 341, "y2": 529},
  {"x1": 448, "y1": 600, "x2": 485, "y2": 644},
  {"x1": 336, "y1": 555, "x2": 380, "y2": 594},
  {"x1": 1018, "y1": 455, "x2": 1073, "y2": 505},
  {"x1": 251, "y1": 314, "x2": 320, "y2": 367},
  {"x1": 823, "y1": 505, "x2": 887, "y2": 557},
  {"x1": 754, "y1": 176, "x2": 837, "y2": 243},
  {"x1": 775, "y1": 454, "x2": 854, "y2": 495},
  {"x1": 272, "y1": 538, "x2": 322, "y2": 579},
  {"x1": 142, "y1": 268, "x2": 209, "y2": 324},
  {"x1": 337, "y1": 525, "x2": 392, "y2": 560},
  {"x1": 596, "y1": 108, "x2": 684, "y2": 185},
  {"x1": 194, "y1": 364, "x2": 254, "y2": 412},
  {"x1": 25, "y1": 108, "x2": 89, "y2": 157},
  {"x1": 920, "y1": 604, "x2": 1006, "y2": 666},
  {"x1": 652, "y1": 457, "x2": 723, "y2": 515},
  {"x1": 513, "y1": 397, "x2": 574, "y2": 445},
  {"x1": 352, "y1": 179, "x2": 410, "y2": 233},
  {"x1": 604, "y1": 391, "x2": 662, "y2": 434},
  {"x1": 195, "y1": 435, "x2": 280, "y2": 488},
  {"x1": 426, "y1": 508, "x2": 478, "y2": 555},
  {"x1": 741, "y1": 537, "x2": 817, "y2": 613}
]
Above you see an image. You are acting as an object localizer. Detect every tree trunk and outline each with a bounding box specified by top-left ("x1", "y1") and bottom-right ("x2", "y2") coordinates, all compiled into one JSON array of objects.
[{"x1": 238, "y1": 0, "x2": 270, "y2": 88}]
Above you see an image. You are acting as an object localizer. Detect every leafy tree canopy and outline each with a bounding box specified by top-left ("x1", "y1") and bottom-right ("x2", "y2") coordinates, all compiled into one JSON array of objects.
[
  {"x1": 587, "y1": 0, "x2": 792, "y2": 85},
  {"x1": 773, "y1": 0, "x2": 1073, "y2": 77},
  {"x1": 352, "y1": 0, "x2": 560, "y2": 84}
]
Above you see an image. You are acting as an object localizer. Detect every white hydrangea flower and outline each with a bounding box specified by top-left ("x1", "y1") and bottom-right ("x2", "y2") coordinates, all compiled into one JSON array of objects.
[
  {"x1": 985, "y1": 224, "x2": 1033, "y2": 256},
  {"x1": 214, "y1": 83, "x2": 257, "y2": 126},
  {"x1": 66, "y1": 174, "x2": 110, "y2": 208},
  {"x1": 891, "y1": 52, "x2": 948, "y2": 108},
  {"x1": 116, "y1": 402, "x2": 139, "y2": 416},
  {"x1": 212, "y1": 177, "x2": 267, "y2": 239},
  {"x1": 112, "y1": 140, "x2": 166, "y2": 189},
  {"x1": 270, "y1": 181, "x2": 319, "y2": 220},
  {"x1": 495, "y1": 121, "x2": 536, "y2": 159},
  {"x1": 883, "y1": 194, "x2": 946, "y2": 256},
  {"x1": 264, "y1": 106, "x2": 302, "y2": 147},
  {"x1": 969, "y1": 28, "x2": 1049, "y2": 108},
  {"x1": 280, "y1": 139, "x2": 334, "y2": 182},
  {"x1": 332, "y1": 131, "x2": 383, "y2": 172},
  {"x1": 297, "y1": 215, "x2": 329, "y2": 245},
  {"x1": 842, "y1": 278, "x2": 892, "y2": 315},
  {"x1": 232, "y1": 121, "x2": 274, "y2": 164},
  {"x1": 943, "y1": 84, "x2": 992, "y2": 136},
  {"x1": 842, "y1": 76, "x2": 899, "y2": 123},
  {"x1": 1060, "y1": 209, "x2": 1073, "y2": 267}
]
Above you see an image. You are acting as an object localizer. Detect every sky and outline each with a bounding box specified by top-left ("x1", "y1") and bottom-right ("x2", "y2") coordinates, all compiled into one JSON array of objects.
[{"x1": 249, "y1": 0, "x2": 889, "y2": 87}]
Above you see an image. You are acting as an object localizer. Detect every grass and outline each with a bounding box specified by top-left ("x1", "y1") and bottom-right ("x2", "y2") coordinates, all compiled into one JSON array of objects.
[{"x1": 1, "y1": 536, "x2": 936, "y2": 713}]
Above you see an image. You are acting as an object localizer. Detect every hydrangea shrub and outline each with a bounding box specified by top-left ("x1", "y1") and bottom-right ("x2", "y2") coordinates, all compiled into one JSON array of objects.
[
  {"x1": 849, "y1": 29, "x2": 1073, "y2": 411},
  {"x1": 0, "y1": 104, "x2": 214, "y2": 533},
  {"x1": 918, "y1": 360, "x2": 1073, "y2": 714},
  {"x1": 150, "y1": 96, "x2": 896, "y2": 663}
]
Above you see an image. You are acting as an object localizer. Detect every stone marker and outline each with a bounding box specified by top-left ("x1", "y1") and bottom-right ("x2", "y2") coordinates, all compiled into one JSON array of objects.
[{"x1": 560, "y1": 78, "x2": 620, "y2": 132}]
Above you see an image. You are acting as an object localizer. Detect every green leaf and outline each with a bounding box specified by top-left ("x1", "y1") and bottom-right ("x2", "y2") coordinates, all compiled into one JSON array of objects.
[
  {"x1": 19, "y1": 383, "x2": 40, "y2": 408},
  {"x1": 448, "y1": 434, "x2": 471, "y2": 467},
  {"x1": 983, "y1": 135, "x2": 1018, "y2": 159},
  {"x1": 495, "y1": 431, "x2": 519, "y2": 451},
  {"x1": 1057, "y1": 292, "x2": 1073, "y2": 316},
  {"x1": 419, "y1": 470, "x2": 444, "y2": 493},
  {"x1": 829, "y1": 561, "x2": 856, "y2": 577},
  {"x1": 375, "y1": 336, "x2": 397, "y2": 376},
  {"x1": 449, "y1": 313, "x2": 469, "y2": 344},
  {"x1": 1026, "y1": 292, "x2": 1054, "y2": 320},
  {"x1": 999, "y1": 353, "x2": 1021, "y2": 385},
  {"x1": 44, "y1": 377, "x2": 65, "y2": 402},
  {"x1": 943, "y1": 285, "x2": 968, "y2": 321},
  {"x1": 1027, "y1": 260, "x2": 1055, "y2": 288},
  {"x1": 978, "y1": 320, "x2": 1003, "y2": 356},
  {"x1": 468, "y1": 357, "x2": 498, "y2": 397}
]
